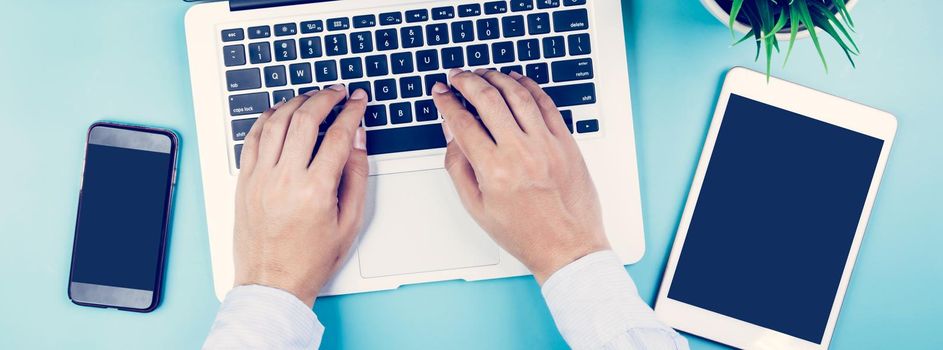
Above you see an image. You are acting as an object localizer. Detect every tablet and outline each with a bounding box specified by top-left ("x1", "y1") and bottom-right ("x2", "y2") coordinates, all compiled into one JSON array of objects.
[{"x1": 655, "y1": 67, "x2": 897, "y2": 350}]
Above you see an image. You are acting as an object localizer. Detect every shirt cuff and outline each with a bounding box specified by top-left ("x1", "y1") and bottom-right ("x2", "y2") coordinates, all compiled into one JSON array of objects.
[
  {"x1": 541, "y1": 250, "x2": 668, "y2": 349},
  {"x1": 204, "y1": 285, "x2": 324, "y2": 349}
]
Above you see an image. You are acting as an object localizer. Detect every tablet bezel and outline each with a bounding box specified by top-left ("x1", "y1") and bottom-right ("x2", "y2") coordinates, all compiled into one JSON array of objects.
[{"x1": 654, "y1": 67, "x2": 897, "y2": 349}]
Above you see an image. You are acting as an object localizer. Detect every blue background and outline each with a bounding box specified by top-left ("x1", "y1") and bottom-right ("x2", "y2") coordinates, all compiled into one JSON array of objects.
[{"x1": 1, "y1": 1, "x2": 940, "y2": 349}]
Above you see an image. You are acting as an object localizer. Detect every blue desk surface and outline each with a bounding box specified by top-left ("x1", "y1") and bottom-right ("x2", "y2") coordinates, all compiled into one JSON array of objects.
[{"x1": 2, "y1": 1, "x2": 940, "y2": 348}]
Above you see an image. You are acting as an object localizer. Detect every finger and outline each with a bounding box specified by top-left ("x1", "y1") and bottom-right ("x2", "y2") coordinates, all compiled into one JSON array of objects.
[
  {"x1": 337, "y1": 127, "x2": 369, "y2": 239},
  {"x1": 256, "y1": 94, "x2": 310, "y2": 168},
  {"x1": 448, "y1": 69, "x2": 524, "y2": 143},
  {"x1": 310, "y1": 88, "x2": 367, "y2": 181},
  {"x1": 238, "y1": 101, "x2": 280, "y2": 176},
  {"x1": 442, "y1": 124, "x2": 484, "y2": 217},
  {"x1": 432, "y1": 82, "x2": 495, "y2": 166},
  {"x1": 512, "y1": 72, "x2": 572, "y2": 138},
  {"x1": 475, "y1": 69, "x2": 548, "y2": 136},
  {"x1": 280, "y1": 84, "x2": 348, "y2": 168}
]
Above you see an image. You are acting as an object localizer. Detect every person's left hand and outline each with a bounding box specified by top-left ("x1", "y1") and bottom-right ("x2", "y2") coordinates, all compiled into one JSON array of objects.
[{"x1": 232, "y1": 85, "x2": 369, "y2": 307}]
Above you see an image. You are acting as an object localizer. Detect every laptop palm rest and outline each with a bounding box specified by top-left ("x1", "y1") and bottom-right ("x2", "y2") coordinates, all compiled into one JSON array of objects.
[{"x1": 357, "y1": 168, "x2": 500, "y2": 279}]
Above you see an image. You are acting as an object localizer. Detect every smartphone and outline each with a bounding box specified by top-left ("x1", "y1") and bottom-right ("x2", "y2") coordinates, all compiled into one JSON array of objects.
[{"x1": 68, "y1": 122, "x2": 178, "y2": 312}]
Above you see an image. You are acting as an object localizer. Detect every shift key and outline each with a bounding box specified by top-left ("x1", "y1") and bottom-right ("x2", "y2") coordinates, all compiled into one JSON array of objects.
[
  {"x1": 543, "y1": 83, "x2": 595, "y2": 107},
  {"x1": 229, "y1": 92, "x2": 269, "y2": 116}
]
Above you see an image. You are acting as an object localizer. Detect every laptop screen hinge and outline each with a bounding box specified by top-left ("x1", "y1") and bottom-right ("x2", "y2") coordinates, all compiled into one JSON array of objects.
[{"x1": 229, "y1": 0, "x2": 337, "y2": 12}]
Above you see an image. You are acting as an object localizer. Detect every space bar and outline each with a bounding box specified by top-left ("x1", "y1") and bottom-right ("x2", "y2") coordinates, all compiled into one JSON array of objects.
[{"x1": 366, "y1": 124, "x2": 447, "y2": 156}]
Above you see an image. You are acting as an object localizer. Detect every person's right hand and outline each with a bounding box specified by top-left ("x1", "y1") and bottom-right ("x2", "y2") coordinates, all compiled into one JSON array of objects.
[{"x1": 432, "y1": 69, "x2": 612, "y2": 285}]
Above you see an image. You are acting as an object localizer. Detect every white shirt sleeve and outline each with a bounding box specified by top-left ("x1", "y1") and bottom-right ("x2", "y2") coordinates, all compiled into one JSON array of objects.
[
  {"x1": 541, "y1": 250, "x2": 689, "y2": 350},
  {"x1": 203, "y1": 285, "x2": 324, "y2": 350}
]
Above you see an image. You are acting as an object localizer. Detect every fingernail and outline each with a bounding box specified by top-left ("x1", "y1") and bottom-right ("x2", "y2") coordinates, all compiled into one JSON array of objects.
[
  {"x1": 304, "y1": 88, "x2": 320, "y2": 96},
  {"x1": 448, "y1": 68, "x2": 463, "y2": 79},
  {"x1": 329, "y1": 83, "x2": 346, "y2": 91},
  {"x1": 508, "y1": 71, "x2": 523, "y2": 79},
  {"x1": 272, "y1": 99, "x2": 286, "y2": 109},
  {"x1": 441, "y1": 121, "x2": 453, "y2": 144},
  {"x1": 350, "y1": 89, "x2": 367, "y2": 100},
  {"x1": 354, "y1": 127, "x2": 367, "y2": 151},
  {"x1": 432, "y1": 82, "x2": 450, "y2": 94}
]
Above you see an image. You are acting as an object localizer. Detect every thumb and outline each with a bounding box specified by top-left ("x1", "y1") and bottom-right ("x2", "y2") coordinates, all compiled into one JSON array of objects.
[
  {"x1": 337, "y1": 127, "x2": 369, "y2": 239},
  {"x1": 442, "y1": 121, "x2": 483, "y2": 217}
]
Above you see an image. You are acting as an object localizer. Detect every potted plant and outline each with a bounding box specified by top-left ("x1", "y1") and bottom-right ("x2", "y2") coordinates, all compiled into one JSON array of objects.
[{"x1": 701, "y1": 0, "x2": 860, "y2": 78}]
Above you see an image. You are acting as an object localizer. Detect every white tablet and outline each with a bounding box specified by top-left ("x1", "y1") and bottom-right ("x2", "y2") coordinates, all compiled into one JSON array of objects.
[{"x1": 654, "y1": 67, "x2": 897, "y2": 349}]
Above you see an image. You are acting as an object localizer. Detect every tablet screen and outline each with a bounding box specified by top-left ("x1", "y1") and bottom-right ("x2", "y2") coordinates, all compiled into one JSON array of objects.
[{"x1": 667, "y1": 94, "x2": 884, "y2": 344}]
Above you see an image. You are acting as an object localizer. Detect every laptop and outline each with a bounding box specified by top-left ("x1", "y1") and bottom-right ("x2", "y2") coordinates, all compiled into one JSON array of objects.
[{"x1": 184, "y1": 0, "x2": 644, "y2": 300}]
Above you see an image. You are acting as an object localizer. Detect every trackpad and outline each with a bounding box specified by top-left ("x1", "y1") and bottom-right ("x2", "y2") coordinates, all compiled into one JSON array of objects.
[{"x1": 358, "y1": 169, "x2": 500, "y2": 278}]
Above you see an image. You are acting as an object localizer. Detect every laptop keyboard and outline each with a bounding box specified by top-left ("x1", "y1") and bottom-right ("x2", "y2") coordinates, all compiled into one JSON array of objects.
[{"x1": 219, "y1": 0, "x2": 600, "y2": 169}]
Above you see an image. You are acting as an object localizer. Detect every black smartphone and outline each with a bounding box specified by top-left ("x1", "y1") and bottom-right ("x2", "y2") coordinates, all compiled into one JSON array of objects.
[{"x1": 68, "y1": 122, "x2": 178, "y2": 312}]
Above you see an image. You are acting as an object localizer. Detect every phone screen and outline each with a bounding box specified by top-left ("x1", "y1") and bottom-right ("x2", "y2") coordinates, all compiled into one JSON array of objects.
[{"x1": 70, "y1": 124, "x2": 176, "y2": 311}]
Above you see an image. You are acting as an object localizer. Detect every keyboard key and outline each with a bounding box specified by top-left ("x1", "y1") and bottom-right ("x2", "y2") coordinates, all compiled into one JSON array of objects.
[
  {"x1": 273, "y1": 89, "x2": 294, "y2": 104},
  {"x1": 226, "y1": 68, "x2": 261, "y2": 91},
  {"x1": 289, "y1": 63, "x2": 313, "y2": 84},
  {"x1": 390, "y1": 52, "x2": 414, "y2": 74},
  {"x1": 325, "y1": 34, "x2": 348, "y2": 56},
  {"x1": 353, "y1": 15, "x2": 377, "y2": 28},
  {"x1": 560, "y1": 110, "x2": 574, "y2": 133},
  {"x1": 416, "y1": 50, "x2": 440, "y2": 71},
  {"x1": 552, "y1": 58, "x2": 593, "y2": 82},
  {"x1": 401, "y1": 26, "x2": 425, "y2": 48},
  {"x1": 376, "y1": 29, "x2": 399, "y2": 51},
  {"x1": 542, "y1": 36, "x2": 565, "y2": 58},
  {"x1": 553, "y1": 9, "x2": 589, "y2": 32},
  {"x1": 537, "y1": 0, "x2": 561, "y2": 9},
  {"x1": 415, "y1": 99, "x2": 438, "y2": 121},
  {"x1": 400, "y1": 76, "x2": 423, "y2": 98},
  {"x1": 248, "y1": 42, "x2": 272, "y2": 63},
  {"x1": 390, "y1": 102, "x2": 413, "y2": 124},
  {"x1": 527, "y1": 13, "x2": 551, "y2": 35},
  {"x1": 351, "y1": 31, "x2": 373, "y2": 53},
  {"x1": 492, "y1": 42, "x2": 516, "y2": 64},
  {"x1": 222, "y1": 28, "x2": 244, "y2": 42},
  {"x1": 406, "y1": 9, "x2": 429, "y2": 23},
  {"x1": 426, "y1": 23, "x2": 450, "y2": 45},
  {"x1": 248, "y1": 26, "x2": 271, "y2": 39},
  {"x1": 301, "y1": 20, "x2": 324, "y2": 33},
  {"x1": 425, "y1": 73, "x2": 448, "y2": 95},
  {"x1": 366, "y1": 123, "x2": 447, "y2": 155},
  {"x1": 275, "y1": 23, "x2": 297, "y2": 36},
  {"x1": 484, "y1": 1, "x2": 508, "y2": 14},
  {"x1": 432, "y1": 6, "x2": 455, "y2": 20},
  {"x1": 234, "y1": 144, "x2": 243, "y2": 168},
  {"x1": 299, "y1": 37, "x2": 323, "y2": 58},
  {"x1": 458, "y1": 4, "x2": 482, "y2": 17},
  {"x1": 576, "y1": 119, "x2": 599, "y2": 133},
  {"x1": 274, "y1": 40, "x2": 296, "y2": 61},
  {"x1": 500, "y1": 65, "x2": 524, "y2": 76},
  {"x1": 365, "y1": 55, "x2": 389, "y2": 77},
  {"x1": 441, "y1": 47, "x2": 465, "y2": 69},
  {"x1": 379, "y1": 12, "x2": 403, "y2": 25},
  {"x1": 229, "y1": 92, "x2": 269, "y2": 116},
  {"x1": 315, "y1": 60, "x2": 338, "y2": 82},
  {"x1": 264, "y1": 65, "x2": 287, "y2": 87},
  {"x1": 568, "y1": 33, "x2": 592, "y2": 55},
  {"x1": 349, "y1": 81, "x2": 372, "y2": 101},
  {"x1": 543, "y1": 83, "x2": 595, "y2": 107},
  {"x1": 231, "y1": 118, "x2": 256, "y2": 141},
  {"x1": 517, "y1": 39, "x2": 540, "y2": 61},
  {"x1": 298, "y1": 86, "x2": 320, "y2": 95},
  {"x1": 340, "y1": 57, "x2": 364, "y2": 79},
  {"x1": 477, "y1": 18, "x2": 500, "y2": 40},
  {"x1": 525, "y1": 63, "x2": 549, "y2": 84},
  {"x1": 327, "y1": 17, "x2": 350, "y2": 31},
  {"x1": 511, "y1": 0, "x2": 535, "y2": 12},
  {"x1": 564, "y1": 0, "x2": 586, "y2": 5},
  {"x1": 467, "y1": 44, "x2": 490, "y2": 67},
  {"x1": 452, "y1": 21, "x2": 474, "y2": 43},
  {"x1": 223, "y1": 45, "x2": 246, "y2": 67},
  {"x1": 365, "y1": 105, "x2": 388, "y2": 127},
  {"x1": 374, "y1": 79, "x2": 398, "y2": 101},
  {"x1": 502, "y1": 15, "x2": 525, "y2": 38}
]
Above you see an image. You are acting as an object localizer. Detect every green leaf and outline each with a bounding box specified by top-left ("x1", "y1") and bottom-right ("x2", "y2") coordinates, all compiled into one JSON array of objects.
[
  {"x1": 810, "y1": 8, "x2": 857, "y2": 68},
  {"x1": 811, "y1": 1, "x2": 859, "y2": 54},
  {"x1": 796, "y1": 0, "x2": 830, "y2": 73},
  {"x1": 832, "y1": 0, "x2": 855, "y2": 29},
  {"x1": 729, "y1": 0, "x2": 745, "y2": 37},
  {"x1": 783, "y1": 4, "x2": 801, "y2": 67},
  {"x1": 733, "y1": 31, "x2": 754, "y2": 46},
  {"x1": 761, "y1": 7, "x2": 789, "y2": 41}
]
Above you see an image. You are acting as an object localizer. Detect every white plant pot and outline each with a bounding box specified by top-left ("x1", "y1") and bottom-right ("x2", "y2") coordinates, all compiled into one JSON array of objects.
[{"x1": 700, "y1": 0, "x2": 858, "y2": 41}]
